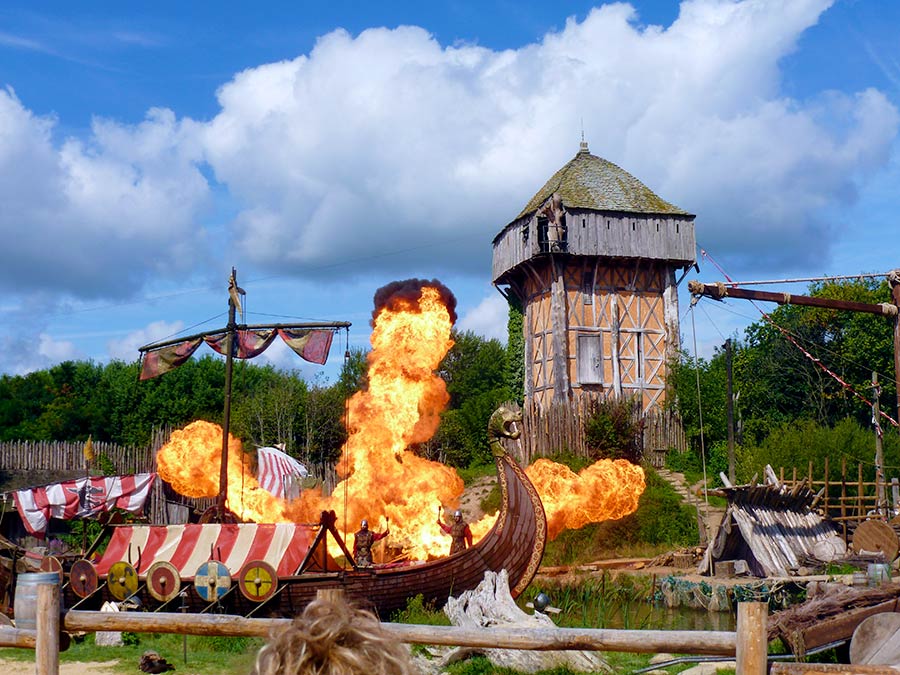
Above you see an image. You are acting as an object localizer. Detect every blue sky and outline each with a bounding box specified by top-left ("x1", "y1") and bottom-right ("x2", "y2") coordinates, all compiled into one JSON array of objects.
[{"x1": 1, "y1": 0, "x2": 899, "y2": 381}]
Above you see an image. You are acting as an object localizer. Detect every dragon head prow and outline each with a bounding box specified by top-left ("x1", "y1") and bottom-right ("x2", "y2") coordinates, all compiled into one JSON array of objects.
[{"x1": 488, "y1": 404, "x2": 523, "y2": 445}]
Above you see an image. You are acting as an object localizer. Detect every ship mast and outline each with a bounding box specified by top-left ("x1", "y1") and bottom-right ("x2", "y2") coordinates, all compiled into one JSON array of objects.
[
  {"x1": 217, "y1": 267, "x2": 240, "y2": 522},
  {"x1": 138, "y1": 268, "x2": 351, "y2": 523}
]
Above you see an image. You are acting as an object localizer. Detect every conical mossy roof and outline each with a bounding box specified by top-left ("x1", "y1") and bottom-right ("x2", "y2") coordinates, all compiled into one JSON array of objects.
[{"x1": 516, "y1": 145, "x2": 691, "y2": 219}]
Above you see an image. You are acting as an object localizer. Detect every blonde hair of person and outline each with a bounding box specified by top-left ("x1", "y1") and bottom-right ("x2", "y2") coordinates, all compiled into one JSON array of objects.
[{"x1": 251, "y1": 594, "x2": 416, "y2": 675}]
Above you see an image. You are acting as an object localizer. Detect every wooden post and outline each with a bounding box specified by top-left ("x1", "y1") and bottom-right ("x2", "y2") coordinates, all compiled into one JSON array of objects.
[
  {"x1": 824, "y1": 456, "x2": 830, "y2": 516},
  {"x1": 725, "y1": 339, "x2": 735, "y2": 484},
  {"x1": 890, "y1": 270, "x2": 900, "y2": 435},
  {"x1": 36, "y1": 573, "x2": 60, "y2": 675},
  {"x1": 858, "y1": 463, "x2": 864, "y2": 525},
  {"x1": 549, "y1": 257, "x2": 569, "y2": 401},
  {"x1": 841, "y1": 457, "x2": 848, "y2": 543},
  {"x1": 736, "y1": 601, "x2": 767, "y2": 675},
  {"x1": 872, "y1": 372, "x2": 885, "y2": 511}
]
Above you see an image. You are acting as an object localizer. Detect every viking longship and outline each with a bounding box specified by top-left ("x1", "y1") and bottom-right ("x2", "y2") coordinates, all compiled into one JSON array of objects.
[
  {"x1": 52, "y1": 271, "x2": 546, "y2": 618},
  {"x1": 68, "y1": 427, "x2": 546, "y2": 617}
]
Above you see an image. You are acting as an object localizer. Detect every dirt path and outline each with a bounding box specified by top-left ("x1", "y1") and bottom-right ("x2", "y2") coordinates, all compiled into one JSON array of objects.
[
  {"x1": 655, "y1": 469, "x2": 726, "y2": 541},
  {"x1": 457, "y1": 475, "x2": 497, "y2": 523},
  {"x1": 0, "y1": 659, "x2": 121, "y2": 675}
]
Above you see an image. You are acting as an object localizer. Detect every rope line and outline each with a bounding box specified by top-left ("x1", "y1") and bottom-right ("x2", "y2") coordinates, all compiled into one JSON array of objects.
[{"x1": 699, "y1": 249, "x2": 899, "y2": 429}]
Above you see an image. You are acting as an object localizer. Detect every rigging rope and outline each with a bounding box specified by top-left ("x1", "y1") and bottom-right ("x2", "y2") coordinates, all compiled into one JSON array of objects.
[
  {"x1": 689, "y1": 303, "x2": 711, "y2": 542},
  {"x1": 699, "y1": 249, "x2": 899, "y2": 429}
]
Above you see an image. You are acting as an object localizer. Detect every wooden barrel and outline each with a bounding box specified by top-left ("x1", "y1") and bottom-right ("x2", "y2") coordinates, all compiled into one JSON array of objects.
[{"x1": 13, "y1": 572, "x2": 60, "y2": 630}]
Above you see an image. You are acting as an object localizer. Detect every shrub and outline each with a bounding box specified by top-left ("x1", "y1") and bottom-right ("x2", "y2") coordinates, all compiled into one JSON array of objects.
[{"x1": 583, "y1": 397, "x2": 644, "y2": 463}]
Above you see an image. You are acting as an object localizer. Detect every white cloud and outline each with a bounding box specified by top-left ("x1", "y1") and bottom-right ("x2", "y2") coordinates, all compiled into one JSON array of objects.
[
  {"x1": 0, "y1": 89, "x2": 211, "y2": 298},
  {"x1": 106, "y1": 320, "x2": 185, "y2": 361},
  {"x1": 457, "y1": 294, "x2": 509, "y2": 344},
  {"x1": 38, "y1": 333, "x2": 78, "y2": 362},
  {"x1": 2, "y1": 0, "x2": 899, "y2": 377},
  {"x1": 198, "y1": 0, "x2": 896, "y2": 281},
  {"x1": 0, "y1": 330, "x2": 81, "y2": 375}
]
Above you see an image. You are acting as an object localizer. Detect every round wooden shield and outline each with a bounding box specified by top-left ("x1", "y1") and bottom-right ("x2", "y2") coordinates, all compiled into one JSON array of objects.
[
  {"x1": 146, "y1": 561, "x2": 181, "y2": 603},
  {"x1": 40, "y1": 555, "x2": 62, "y2": 575},
  {"x1": 107, "y1": 561, "x2": 139, "y2": 601},
  {"x1": 238, "y1": 560, "x2": 278, "y2": 602},
  {"x1": 70, "y1": 559, "x2": 98, "y2": 598},
  {"x1": 194, "y1": 560, "x2": 231, "y2": 602},
  {"x1": 852, "y1": 520, "x2": 899, "y2": 561}
]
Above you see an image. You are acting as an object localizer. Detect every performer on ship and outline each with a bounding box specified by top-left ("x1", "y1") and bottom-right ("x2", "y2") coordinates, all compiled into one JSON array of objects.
[
  {"x1": 437, "y1": 506, "x2": 472, "y2": 556},
  {"x1": 353, "y1": 518, "x2": 389, "y2": 567}
]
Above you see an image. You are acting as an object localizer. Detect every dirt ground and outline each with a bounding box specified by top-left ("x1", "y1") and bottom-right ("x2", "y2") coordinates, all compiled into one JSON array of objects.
[{"x1": 0, "y1": 659, "x2": 120, "y2": 675}]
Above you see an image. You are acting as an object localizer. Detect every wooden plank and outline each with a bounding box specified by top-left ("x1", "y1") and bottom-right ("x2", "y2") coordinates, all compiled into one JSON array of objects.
[
  {"x1": 799, "y1": 600, "x2": 900, "y2": 650},
  {"x1": 773, "y1": 665, "x2": 900, "y2": 674}
]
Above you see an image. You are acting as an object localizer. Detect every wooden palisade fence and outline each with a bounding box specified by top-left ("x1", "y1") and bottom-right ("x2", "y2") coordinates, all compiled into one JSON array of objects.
[
  {"x1": 0, "y1": 431, "x2": 343, "y2": 527},
  {"x1": 777, "y1": 459, "x2": 900, "y2": 540},
  {"x1": 518, "y1": 398, "x2": 687, "y2": 467}
]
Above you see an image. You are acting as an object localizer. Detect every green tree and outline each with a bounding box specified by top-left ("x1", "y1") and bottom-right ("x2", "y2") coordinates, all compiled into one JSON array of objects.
[
  {"x1": 505, "y1": 297, "x2": 524, "y2": 404},
  {"x1": 434, "y1": 330, "x2": 511, "y2": 468}
]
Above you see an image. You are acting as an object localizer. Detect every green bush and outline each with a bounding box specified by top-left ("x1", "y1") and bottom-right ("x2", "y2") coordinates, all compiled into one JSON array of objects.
[
  {"x1": 737, "y1": 417, "x2": 900, "y2": 483},
  {"x1": 390, "y1": 594, "x2": 449, "y2": 625},
  {"x1": 583, "y1": 397, "x2": 643, "y2": 463},
  {"x1": 633, "y1": 469, "x2": 698, "y2": 545}
]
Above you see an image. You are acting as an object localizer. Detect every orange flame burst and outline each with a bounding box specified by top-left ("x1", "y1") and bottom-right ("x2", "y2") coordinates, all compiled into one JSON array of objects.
[
  {"x1": 156, "y1": 419, "x2": 288, "y2": 522},
  {"x1": 526, "y1": 458, "x2": 646, "y2": 540},
  {"x1": 321, "y1": 284, "x2": 469, "y2": 559}
]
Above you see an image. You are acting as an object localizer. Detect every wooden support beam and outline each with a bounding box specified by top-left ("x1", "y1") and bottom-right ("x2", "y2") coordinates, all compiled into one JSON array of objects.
[{"x1": 0, "y1": 626, "x2": 37, "y2": 649}]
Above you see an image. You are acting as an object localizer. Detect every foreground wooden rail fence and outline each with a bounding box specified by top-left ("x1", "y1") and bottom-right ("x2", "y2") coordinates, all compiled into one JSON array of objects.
[
  {"x1": 4, "y1": 577, "x2": 897, "y2": 674},
  {"x1": 0, "y1": 575, "x2": 772, "y2": 675}
]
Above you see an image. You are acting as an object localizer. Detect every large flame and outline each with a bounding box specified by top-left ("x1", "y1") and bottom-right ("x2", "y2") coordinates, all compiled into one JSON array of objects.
[
  {"x1": 526, "y1": 458, "x2": 646, "y2": 539},
  {"x1": 156, "y1": 420, "x2": 289, "y2": 522},
  {"x1": 320, "y1": 282, "x2": 473, "y2": 559},
  {"x1": 155, "y1": 278, "x2": 648, "y2": 563}
]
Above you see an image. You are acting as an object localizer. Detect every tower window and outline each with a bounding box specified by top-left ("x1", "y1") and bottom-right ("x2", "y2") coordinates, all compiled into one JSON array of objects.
[{"x1": 577, "y1": 334, "x2": 603, "y2": 385}]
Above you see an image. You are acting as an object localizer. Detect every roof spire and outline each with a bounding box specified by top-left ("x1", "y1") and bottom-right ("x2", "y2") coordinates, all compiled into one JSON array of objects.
[{"x1": 579, "y1": 123, "x2": 589, "y2": 153}]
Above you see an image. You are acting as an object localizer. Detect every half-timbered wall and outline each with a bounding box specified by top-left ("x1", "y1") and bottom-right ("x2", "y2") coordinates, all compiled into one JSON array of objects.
[{"x1": 520, "y1": 257, "x2": 678, "y2": 411}]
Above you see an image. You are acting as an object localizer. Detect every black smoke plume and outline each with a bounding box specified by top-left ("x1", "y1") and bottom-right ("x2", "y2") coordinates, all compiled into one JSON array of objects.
[{"x1": 371, "y1": 279, "x2": 458, "y2": 326}]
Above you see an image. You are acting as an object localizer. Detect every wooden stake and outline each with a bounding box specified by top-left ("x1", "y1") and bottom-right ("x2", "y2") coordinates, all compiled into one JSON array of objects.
[
  {"x1": 736, "y1": 602, "x2": 767, "y2": 675},
  {"x1": 36, "y1": 574, "x2": 60, "y2": 675}
]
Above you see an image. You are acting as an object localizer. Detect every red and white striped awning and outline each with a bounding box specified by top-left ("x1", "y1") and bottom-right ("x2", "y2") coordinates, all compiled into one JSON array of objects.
[{"x1": 95, "y1": 523, "x2": 316, "y2": 578}]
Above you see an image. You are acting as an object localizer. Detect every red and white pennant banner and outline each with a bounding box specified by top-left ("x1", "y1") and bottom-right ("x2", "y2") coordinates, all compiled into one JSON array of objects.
[{"x1": 13, "y1": 473, "x2": 156, "y2": 537}]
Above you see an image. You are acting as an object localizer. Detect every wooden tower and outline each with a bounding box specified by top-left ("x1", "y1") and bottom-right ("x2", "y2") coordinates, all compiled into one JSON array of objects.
[{"x1": 492, "y1": 142, "x2": 696, "y2": 412}]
